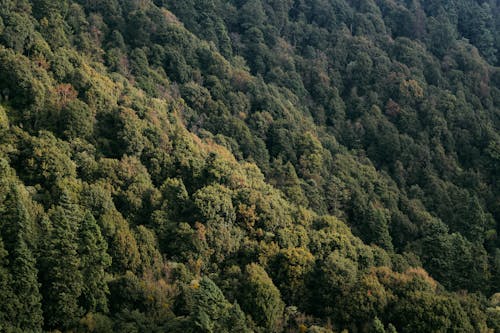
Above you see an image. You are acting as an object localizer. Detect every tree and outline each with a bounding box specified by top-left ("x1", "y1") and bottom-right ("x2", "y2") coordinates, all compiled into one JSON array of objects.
[
  {"x1": 32, "y1": 0, "x2": 69, "y2": 19},
  {"x1": 0, "y1": 236, "x2": 16, "y2": 332},
  {"x1": 371, "y1": 317, "x2": 386, "y2": 333},
  {"x1": 239, "y1": 0, "x2": 266, "y2": 31},
  {"x1": 239, "y1": 263, "x2": 285, "y2": 332},
  {"x1": 0, "y1": 0, "x2": 499, "y2": 330},
  {"x1": 39, "y1": 195, "x2": 84, "y2": 330},
  {"x1": 59, "y1": 99, "x2": 94, "y2": 139},
  {"x1": 0, "y1": 182, "x2": 38, "y2": 260},
  {"x1": 389, "y1": 292, "x2": 473, "y2": 332},
  {"x1": 14, "y1": 131, "x2": 77, "y2": 186},
  {"x1": 160, "y1": 177, "x2": 189, "y2": 220},
  {"x1": 0, "y1": 105, "x2": 8, "y2": 136},
  {"x1": 270, "y1": 160, "x2": 308, "y2": 207},
  {"x1": 0, "y1": 48, "x2": 47, "y2": 113},
  {"x1": 134, "y1": 225, "x2": 162, "y2": 275},
  {"x1": 0, "y1": 178, "x2": 43, "y2": 331},
  {"x1": 193, "y1": 184, "x2": 242, "y2": 263},
  {"x1": 0, "y1": 12, "x2": 36, "y2": 53},
  {"x1": 78, "y1": 211, "x2": 111, "y2": 314},
  {"x1": 270, "y1": 247, "x2": 314, "y2": 306},
  {"x1": 338, "y1": 272, "x2": 388, "y2": 325},
  {"x1": 427, "y1": 16, "x2": 456, "y2": 57},
  {"x1": 103, "y1": 210, "x2": 141, "y2": 274},
  {"x1": 452, "y1": 194, "x2": 487, "y2": 243},
  {"x1": 310, "y1": 250, "x2": 358, "y2": 317},
  {"x1": 9, "y1": 235, "x2": 43, "y2": 331},
  {"x1": 191, "y1": 277, "x2": 251, "y2": 333}
]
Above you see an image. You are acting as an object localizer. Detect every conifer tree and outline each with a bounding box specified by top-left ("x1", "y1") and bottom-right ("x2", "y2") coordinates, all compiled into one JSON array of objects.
[
  {"x1": 0, "y1": 236, "x2": 16, "y2": 332},
  {"x1": 78, "y1": 211, "x2": 111, "y2": 314},
  {"x1": 10, "y1": 234, "x2": 43, "y2": 331},
  {"x1": 40, "y1": 194, "x2": 83, "y2": 330},
  {"x1": 0, "y1": 181, "x2": 43, "y2": 330}
]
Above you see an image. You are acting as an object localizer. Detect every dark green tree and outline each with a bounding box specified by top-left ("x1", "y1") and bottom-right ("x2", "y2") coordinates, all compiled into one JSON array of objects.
[
  {"x1": 10, "y1": 234, "x2": 43, "y2": 331},
  {"x1": 39, "y1": 195, "x2": 84, "y2": 330},
  {"x1": 191, "y1": 277, "x2": 251, "y2": 333},
  {"x1": 239, "y1": 263, "x2": 285, "y2": 332},
  {"x1": 0, "y1": 236, "x2": 16, "y2": 332},
  {"x1": 78, "y1": 211, "x2": 111, "y2": 314}
]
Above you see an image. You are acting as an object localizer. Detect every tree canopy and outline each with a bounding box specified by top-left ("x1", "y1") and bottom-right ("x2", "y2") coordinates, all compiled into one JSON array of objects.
[{"x1": 0, "y1": 0, "x2": 499, "y2": 331}]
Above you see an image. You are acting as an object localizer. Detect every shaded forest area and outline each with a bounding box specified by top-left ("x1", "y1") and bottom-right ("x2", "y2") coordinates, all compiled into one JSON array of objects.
[{"x1": 0, "y1": 0, "x2": 499, "y2": 331}]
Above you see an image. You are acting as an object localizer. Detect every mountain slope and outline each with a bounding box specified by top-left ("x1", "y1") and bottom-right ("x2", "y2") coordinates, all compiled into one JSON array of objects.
[{"x1": 0, "y1": 0, "x2": 499, "y2": 332}]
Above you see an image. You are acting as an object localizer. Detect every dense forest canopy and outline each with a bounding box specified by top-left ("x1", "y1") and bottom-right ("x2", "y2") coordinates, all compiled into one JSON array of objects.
[{"x1": 0, "y1": 0, "x2": 499, "y2": 332}]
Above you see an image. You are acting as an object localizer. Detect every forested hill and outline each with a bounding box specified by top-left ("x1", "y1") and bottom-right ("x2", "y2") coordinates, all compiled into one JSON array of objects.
[{"x1": 0, "y1": 0, "x2": 499, "y2": 332}]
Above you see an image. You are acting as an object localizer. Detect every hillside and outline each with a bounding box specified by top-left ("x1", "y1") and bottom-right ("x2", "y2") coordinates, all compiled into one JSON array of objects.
[{"x1": 0, "y1": 0, "x2": 499, "y2": 332}]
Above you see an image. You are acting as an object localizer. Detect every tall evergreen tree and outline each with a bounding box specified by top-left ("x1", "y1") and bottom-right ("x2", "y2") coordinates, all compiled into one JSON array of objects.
[
  {"x1": 78, "y1": 211, "x2": 111, "y2": 314},
  {"x1": 0, "y1": 181, "x2": 43, "y2": 330},
  {"x1": 0, "y1": 236, "x2": 16, "y2": 332},
  {"x1": 10, "y1": 234, "x2": 43, "y2": 331},
  {"x1": 39, "y1": 194, "x2": 83, "y2": 330}
]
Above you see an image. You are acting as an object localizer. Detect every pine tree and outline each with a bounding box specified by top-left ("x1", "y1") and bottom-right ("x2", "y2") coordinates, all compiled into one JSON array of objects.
[
  {"x1": 0, "y1": 236, "x2": 16, "y2": 332},
  {"x1": 0, "y1": 183, "x2": 37, "y2": 254},
  {"x1": 191, "y1": 277, "x2": 251, "y2": 333},
  {"x1": 192, "y1": 277, "x2": 229, "y2": 332},
  {"x1": 10, "y1": 234, "x2": 43, "y2": 331},
  {"x1": 78, "y1": 211, "x2": 111, "y2": 314},
  {"x1": 40, "y1": 196, "x2": 83, "y2": 330},
  {"x1": 0, "y1": 182, "x2": 43, "y2": 330},
  {"x1": 226, "y1": 303, "x2": 252, "y2": 333}
]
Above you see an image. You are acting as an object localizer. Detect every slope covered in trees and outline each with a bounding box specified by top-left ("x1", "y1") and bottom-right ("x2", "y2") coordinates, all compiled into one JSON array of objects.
[{"x1": 0, "y1": 0, "x2": 499, "y2": 332}]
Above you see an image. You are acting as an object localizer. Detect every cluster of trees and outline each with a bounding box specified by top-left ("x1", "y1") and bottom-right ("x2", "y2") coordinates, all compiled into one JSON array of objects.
[{"x1": 0, "y1": 0, "x2": 499, "y2": 331}]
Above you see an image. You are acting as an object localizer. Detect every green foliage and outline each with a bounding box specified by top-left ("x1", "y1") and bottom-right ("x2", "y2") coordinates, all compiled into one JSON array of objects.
[
  {"x1": 13, "y1": 130, "x2": 76, "y2": 186},
  {"x1": 0, "y1": 236, "x2": 16, "y2": 332},
  {"x1": 0, "y1": 0, "x2": 498, "y2": 331},
  {"x1": 0, "y1": 47, "x2": 47, "y2": 112},
  {"x1": 239, "y1": 263, "x2": 285, "y2": 332},
  {"x1": 270, "y1": 247, "x2": 314, "y2": 306},
  {"x1": 40, "y1": 196, "x2": 84, "y2": 330},
  {"x1": 0, "y1": 105, "x2": 8, "y2": 132},
  {"x1": 102, "y1": 209, "x2": 141, "y2": 274},
  {"x1": 10, "y1": 236, "x2": 43, "y2": 331},
  {"x1": 190, "y1": 277, "x2": 251, "y2": 333},
  {"x1": 311, "y1": 250, "x2": 359, "y2": 316},
  {"x1": 134, "y1": 225, "x2": 162, "y2": 275},
  {"x1": 194, "y1": 184, "x2": 235, "y2": 224},
  {"x1": 78, "y1": 211, "x2": 111, "y2": 313},
  {"x1": 59, "y1": 98, "x2": 94, "y2": 139},
  {"x1": 389, "y1": 291, "x2": 473, "y2": 332}
]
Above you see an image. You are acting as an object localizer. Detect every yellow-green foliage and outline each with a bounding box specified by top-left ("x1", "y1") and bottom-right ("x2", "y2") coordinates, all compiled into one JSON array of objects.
[{"x1": 0, "y1": 105, "x2": 8, "y2": 131}]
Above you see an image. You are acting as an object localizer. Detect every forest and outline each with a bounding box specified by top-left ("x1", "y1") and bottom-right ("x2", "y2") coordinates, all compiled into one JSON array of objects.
[{"x1": 0, "y1": 0, "x2": 499, "y2": 332}]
